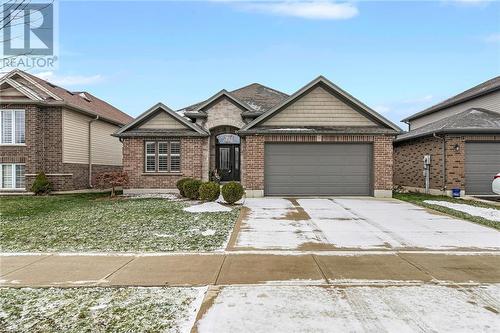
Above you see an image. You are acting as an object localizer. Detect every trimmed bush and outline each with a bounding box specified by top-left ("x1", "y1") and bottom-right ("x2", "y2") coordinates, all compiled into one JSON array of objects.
[
  {"x1": 199, "y1": 182, "x2": 220, "y2": 201},
  {"x1": 176, "y1": 178, "x2": 193, "y2": 197},
  {"x1": 30, "y1": 172, "x2": 52, "y2": 195},
  {"x1": 221, "y1": 181, "x2": 244, "y2": 204},
  {"x1": 183, "y1": 179, "x2": 202, "y2": 200}
]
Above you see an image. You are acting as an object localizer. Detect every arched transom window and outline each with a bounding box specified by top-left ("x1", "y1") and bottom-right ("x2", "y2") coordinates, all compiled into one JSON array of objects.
[{"x1": 216, "y1": 133, "x2": 240, "y2": 144}]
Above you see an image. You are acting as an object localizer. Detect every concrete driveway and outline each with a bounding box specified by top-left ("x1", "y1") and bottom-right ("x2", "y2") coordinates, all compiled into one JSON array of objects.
[
  {"x1": 229, "y1": 198, "x2": 500, "y2": 251},
  {"x1": 194, "y1": 284, "x2": 500, "y2": 333}
]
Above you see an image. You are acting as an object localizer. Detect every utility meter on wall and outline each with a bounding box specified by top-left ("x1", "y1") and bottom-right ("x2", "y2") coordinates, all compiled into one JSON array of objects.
[
  {"x1": 423, "y1": 155, "x2": 431, "y2": 165},
  {"x1": 423, "y1": 155, "x2": 431, "y2": 193}
]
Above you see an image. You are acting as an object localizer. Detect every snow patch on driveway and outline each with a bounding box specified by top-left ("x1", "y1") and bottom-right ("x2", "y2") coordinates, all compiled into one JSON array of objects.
[
  {"x1": 184, "y1": 202, "x2": 232, "y2": 213},
  {"x1": 338, "y1": 198, "x2": 500, "y2": 249},
  {"x1": 244, "y1": 198, "x2": 295, "y2": 210},
  {"x1": 234, "y1": 198, "x2": 500, "y2": 250},
  {"x1": 197, "y1": 285, "x2": 500, "y2": 333},
  {"x1": 236, "y1": 198, "x2": 320, "y2": 249},
  {"x1": 236, "y1": 218, "x2": 319, "y2": 249},
  {"x1": 424, "y1": 200, "x2": 500, "y2": 222}
]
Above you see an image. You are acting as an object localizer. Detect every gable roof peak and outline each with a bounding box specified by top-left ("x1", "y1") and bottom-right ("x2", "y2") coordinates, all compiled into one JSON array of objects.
[
  {"x1": 1, "y1": 69, "x2": 133, "y2": 125},
  {"x1": 192, "y1": 88, "x2": 252, "y2": 112},
  {"x1": 115, "y1": 102, "x2": 208, "y2": 136},
  {"x1": 179, "y1": 82, "x2": 288, "y2": 113},
  {"x1": 241, "y1": 75, "x2": 402, "y2": 132}
]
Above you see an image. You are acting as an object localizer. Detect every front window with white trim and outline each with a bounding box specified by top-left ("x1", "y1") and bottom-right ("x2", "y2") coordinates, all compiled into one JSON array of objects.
[
  {"x1": 144, "y1": 141, "x2": 181, "y2": 173},
  {"x1": 0, "y1": 164, "x2": 25, "y2": 189},
  {"x1": 145, "y1": 142, "x2": 156, "y2": 172},
  {"x1": 0, "y1": 110, "x2": 25, "y2": 144}
]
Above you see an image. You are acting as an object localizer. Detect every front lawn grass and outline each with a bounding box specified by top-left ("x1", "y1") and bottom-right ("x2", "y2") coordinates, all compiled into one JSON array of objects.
[
  {"x1": 0, "y1": 194, "x2": 239, "y2": 252},
  {"x1": 394, "y1": 192, "x2": 499, "y2": 230},
  {"x1": 0, "y1": 287, "x2": 204, "y2": 333}
]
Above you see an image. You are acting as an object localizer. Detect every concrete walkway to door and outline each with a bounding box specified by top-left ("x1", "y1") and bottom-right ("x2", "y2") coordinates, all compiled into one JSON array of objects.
[{"x1": 1, "y1": 252, "x2": 500, "y2": 287}]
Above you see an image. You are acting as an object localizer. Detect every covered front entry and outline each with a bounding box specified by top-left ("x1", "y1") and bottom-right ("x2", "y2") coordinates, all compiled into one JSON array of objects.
[
  {"x1": 216, "y1": 133, "x2": 240, "y2": 181},
  {"x1": 465, "y1": 142, "x2": 500, "y2": 195},
  {"x1": 264, "y1": 143, "x2": 372, "y2": 196}
]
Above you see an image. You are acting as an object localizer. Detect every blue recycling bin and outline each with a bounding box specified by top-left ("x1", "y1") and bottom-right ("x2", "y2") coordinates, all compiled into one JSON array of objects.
[{"x1": 452, "y1": 188, "x2": 461, "y2": 198}]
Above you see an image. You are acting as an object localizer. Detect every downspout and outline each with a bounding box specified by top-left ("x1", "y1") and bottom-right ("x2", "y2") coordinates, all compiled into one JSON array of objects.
[
  {"x1": 433, "y1": 133, "x2": 446, "y2": 193},
  {"x1": 88, "y1": 115, "x2": 99, "y2": 187}
]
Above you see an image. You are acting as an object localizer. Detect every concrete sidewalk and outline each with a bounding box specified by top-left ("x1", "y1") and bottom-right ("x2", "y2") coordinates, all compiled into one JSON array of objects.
[{"x1": 1, "y1": 252, "x2": 500, "y2": 287}]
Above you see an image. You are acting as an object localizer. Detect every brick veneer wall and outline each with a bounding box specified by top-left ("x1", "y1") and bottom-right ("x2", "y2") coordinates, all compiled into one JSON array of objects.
[
  {"x1": 393, "y1": 136, "x2": 444, "y2": 190},
  {"x1": 122, "y1": 136, "x2": 207, "y2": 189},
  {"x1": 242, "y1": 135, "x2": 265, "y2": 190},
  {"x1": 1, "y1": 103, "x2": 123, "y2": 192},
  {"x1": 373, "y1": 136, "x2": 394, "y2": 191},
  {"x1": 0, "y1": 104, "x2": 37, "y2": 168},
  {"x1": 242, "y1": 134, "x2": 395, "y2": 193},
  {"x1": 393, "y1": 134, "x2": 500, "y2": 193}
]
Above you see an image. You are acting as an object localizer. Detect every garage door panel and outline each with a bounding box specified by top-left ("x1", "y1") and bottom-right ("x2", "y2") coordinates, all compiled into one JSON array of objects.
[
  {"x1": 465, "y1": 142, "x2": 500, "y2": 195},
  {"x1": 268, "y1": 185, "x2": 369, "y2": 196},
  {"x1": 268, "y1": 175, "x2": 371, "y2": 184},
  {"x1": 267, "y1": 166, "x2": 369, "y2": 175},
  {"x1": 265, "y1": 143, "x2": 372, "y2": 196}
]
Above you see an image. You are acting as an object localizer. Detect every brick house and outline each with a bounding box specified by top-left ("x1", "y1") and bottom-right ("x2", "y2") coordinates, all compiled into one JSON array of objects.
[
  {"x1": 394, "y1": 76, "x2": 500, "y2": 196},
  {"x1": 116, "y1": 76, "x2": 401, "y2": 197},
  {"x1": 0, "y1": 69, "x2": 133, "y2": 192}
]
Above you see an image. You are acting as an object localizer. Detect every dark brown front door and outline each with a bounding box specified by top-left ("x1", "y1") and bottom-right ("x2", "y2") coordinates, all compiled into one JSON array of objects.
[{"x1": 216, "y1": 144, "x2": 240, "y2": 181}]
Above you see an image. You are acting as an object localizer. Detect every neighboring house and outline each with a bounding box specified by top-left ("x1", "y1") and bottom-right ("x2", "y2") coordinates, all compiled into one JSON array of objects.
[
  {"x1": 394, "y1": 76, "x2": 500, "y2": 196},
  {"x1": 115, "y1": 76, "x2": 401, "y2": 197},
  {"x1": 0, "y1": 69, "x2": 133, "y2": 192}
]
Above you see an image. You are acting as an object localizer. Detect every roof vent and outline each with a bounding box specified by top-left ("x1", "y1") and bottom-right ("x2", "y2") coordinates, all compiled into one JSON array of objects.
[{"x1": 78, "y1": 92, "x2": 91, "y2": 102}]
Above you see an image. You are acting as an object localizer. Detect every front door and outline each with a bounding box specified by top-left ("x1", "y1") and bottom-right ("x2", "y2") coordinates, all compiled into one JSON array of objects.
[{"x1": 216, "y1": 144, "x2": 240, "y2": 181}]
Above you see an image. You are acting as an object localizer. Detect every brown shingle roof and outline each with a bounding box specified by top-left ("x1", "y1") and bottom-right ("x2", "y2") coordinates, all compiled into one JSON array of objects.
[
  {"x1": 402, "y1": 76, "x2": 500, "y2": 123},
  {"x1": 396, "y1": 108, "x2": 500, "y2": 142},
  {"x1": 9, "y1": 70, "x2": 133, "y2": 125},
  {"x1": 180, "y1": 83, "x2": 288, "y2": 113},
  {"x1": 230, "y1": 83, "x2": 289, "y2": 112}
]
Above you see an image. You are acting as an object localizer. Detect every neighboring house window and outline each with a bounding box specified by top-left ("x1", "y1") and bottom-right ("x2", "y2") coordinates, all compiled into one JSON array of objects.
[
  {"x1": 0, "y1": 110, "x2": 25, "y2": 144},
  {"x1": 144, "y1": 141, "x2": 181, "y2": 173},
  {"x1": 0, "y1": 164, "x2": 25, "y2": 189}
]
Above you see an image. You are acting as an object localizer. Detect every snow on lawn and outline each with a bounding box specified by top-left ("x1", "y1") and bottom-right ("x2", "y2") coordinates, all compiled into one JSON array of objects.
[
  {"x1": 1, "y1": 198, "x2": 239, "y2": 252},
  {"x1": 123, "y1": 193, "x2": 180, "y2": 200},
  {"x1": 184, "y1": 202, "x2": 232, "y2": 213},
  {"x1": 424, "y1": 200, "x2": 500, "y2": 222},
  {"x1": 0, "y1": 287, "x2": 206, "y2": 333},
  {"x1": 197, "y1": 285, "x2": 500, "y2": 333}
]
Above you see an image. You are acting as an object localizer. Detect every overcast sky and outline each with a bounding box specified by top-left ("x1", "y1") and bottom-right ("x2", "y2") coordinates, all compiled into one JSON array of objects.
[{"x1": 30, "y1": 0, "x2": 500, "y2": 128}]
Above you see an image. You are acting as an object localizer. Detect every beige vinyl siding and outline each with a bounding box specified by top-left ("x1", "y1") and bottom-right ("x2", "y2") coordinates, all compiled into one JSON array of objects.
[
  {"x1": 138, "y1": 111, "x2": 187, "y2": 129},
  {"x1": 12, "y1": 76, "x2": 51, "y2": 99},
  {"x1": 63, "y1": 109, "x2": 89, "y2": 164},
  {"x1": 411, "y1": 90, "x2": 500, "y2": 129},
  {"x1": 91, "y1": 121, "x2": 122, "y2": 166},
  {"x1": 262, "y1": 86, "x2": 377, "y2": 127},
  {"x1": 0, "y1": 85, "x2": 30, "y2": 99},
  {"x1": 62, "y1": 109, "x2": 123, "y2": 165}
]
